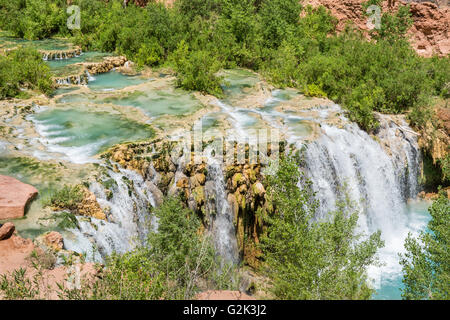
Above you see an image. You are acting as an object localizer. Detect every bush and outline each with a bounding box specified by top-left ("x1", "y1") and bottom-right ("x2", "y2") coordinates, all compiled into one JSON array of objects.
[
  {"x1": 42, "y1": 185, "x2": 85, "y2": 213},
  {"x1": 169, "y1": 41, "x2": 224, "y2": 96},
  {"x1": 0, "y1": 47, "x2": 53, "y2": 98}
]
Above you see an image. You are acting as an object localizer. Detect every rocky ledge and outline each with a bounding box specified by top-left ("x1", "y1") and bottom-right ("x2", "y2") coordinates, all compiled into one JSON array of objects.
[
  {"x1": 52, "y1": 56, "x2": 129, "y2": 87},
  {"x1": 41, "y1": 47, "x2": 82, "y2": 61},
  {"x1": 0, "y1": 175, "x2": 38, "y2": 220}
]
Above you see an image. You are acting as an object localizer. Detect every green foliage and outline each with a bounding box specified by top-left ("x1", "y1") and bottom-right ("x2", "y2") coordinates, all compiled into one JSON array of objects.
[
  {"x1": 440, "y1": 154, "x2": 450, "y2": 185},
  {"x1": 260, "y1": 155, "x2": 384, "y2": 299},
  {"x1": 0, "y1": 47, "x2": 53, "y2": 98},
  {"x1": 258, "y1": 0, "x2": 302, "y2": 49},
  {"x1": 305, "y1": 84, "x2": 327, "y2": 98},
  {"x1": 0, "y1": 268, "x2": 41, "y2": 300},
  {"x1": 169, "y1": 41, "x2": 224, "y2": 96},
  {"x1": 135, "y1": 38, "x2": 164, "y2": 68},
  {"x1": 400, "y1": 191, "x2": 450, "y2": 300},
  {"x1": 42, "y1": 184, "x2": 84, "y2": 212},
  {"x1": 0, "y1": 0, "x2": 68, "y2": 40}
]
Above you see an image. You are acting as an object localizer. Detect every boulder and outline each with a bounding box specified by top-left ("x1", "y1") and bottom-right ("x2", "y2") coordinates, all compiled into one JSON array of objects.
[
  {"x1": 0, "y1": 222, "x2": 15, "y2": 240},
  {"x1": 43, "y1": 231, "x2": 64, "y2": 251},
  {"x1": 0, "y1": 175, "x2": 38, "y2": 220}
]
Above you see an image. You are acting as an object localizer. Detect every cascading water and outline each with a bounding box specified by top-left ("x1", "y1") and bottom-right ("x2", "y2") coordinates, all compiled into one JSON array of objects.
[
  {"x1": 63, "y1": 166, "x2": 156, "y2": 262},
  {"x1": 206, "y1": 160, "x2": 240, "y2": 265},
  {"x1": 302, "y1": 116, "x2": 425, "y2": 296}
]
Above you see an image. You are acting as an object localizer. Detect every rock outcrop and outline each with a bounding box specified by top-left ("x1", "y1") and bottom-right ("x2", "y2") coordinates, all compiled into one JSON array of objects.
[
  {"x1": 0, "y1": 175, "x2": 38, "y2": 220},
  {"x1": 0, "y1": 225, "x2": 98, "y2": 300},
  {"x1": 86, "y1": 56, "x2": 128, "y2": 75},
  {"x1": 41, "y1": 47, "x2": 82, "y2": 61}
]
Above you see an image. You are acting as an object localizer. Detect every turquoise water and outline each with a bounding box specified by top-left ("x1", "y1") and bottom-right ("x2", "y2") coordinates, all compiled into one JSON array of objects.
[
  {"x1": 102, "y1": 88, "x2": 201, "y2": 117},
  {"x1": 31, "y1": 108, "x2": 154, "y2": 163},
  {"x1": 373, "y1": 200, "x2": 431, "y2": 300},
  {"x1": 221, "y1": 69, "x2": 260, "y2": 98},
  {"x1": 88, "y1": 71, "x2": 150, "y2": 91}
]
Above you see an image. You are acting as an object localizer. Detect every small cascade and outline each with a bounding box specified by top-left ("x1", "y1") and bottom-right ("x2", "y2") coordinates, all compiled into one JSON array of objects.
[
  {"x1": 63, "y1": 165, "x2": 156, "y2": 261},
  {"x1": 85, "y1": 70, "x2": 96, "y2": 82},
  {"x1": 206, "y1": 160, "x2": 240, "y2": 265}
]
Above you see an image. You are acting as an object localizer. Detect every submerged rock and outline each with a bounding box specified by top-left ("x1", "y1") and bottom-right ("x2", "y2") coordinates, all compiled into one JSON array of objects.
[{"x1": 0, "y1": 175, "x2": 38, "y2": 220}]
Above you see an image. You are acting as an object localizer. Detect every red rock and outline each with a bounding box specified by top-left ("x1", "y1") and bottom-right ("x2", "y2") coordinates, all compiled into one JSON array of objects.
[
  {"x1": 0, "y1": 233, "x2": 98, "y2": 300},
  {"x1": 44, "y1": 231, "x2": 65, "y2": 251},
  {"x1": 0, "y1": 222, "x2": 15, "y2": 240},
  {"x1": 0, "y1": 235, "x2": 36, "y2": 275},
  {"x1": 0, "y1": 175, "x2": 38, "y2": 220},
  {"x1": 195, "y1": 290, "x2": 256, "y2": 300}
]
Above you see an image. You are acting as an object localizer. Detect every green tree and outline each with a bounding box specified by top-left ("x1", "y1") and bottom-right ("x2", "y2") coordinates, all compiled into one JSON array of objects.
[
  {"x1": 400, "y1": 191, "x2": 450, "y2": 300},
  {"x1": 260, "y1": 155, "x2": 384, "y2": 299}
]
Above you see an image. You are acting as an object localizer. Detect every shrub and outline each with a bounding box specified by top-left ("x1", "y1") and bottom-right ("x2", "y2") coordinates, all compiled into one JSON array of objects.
[
  {"x1": 42, "y1": 185, "x2": 85, "y2": 213},
  {"x1": 0, "y1": 47, "x2": 53, "y2": 98},
  {"x1": 169, "y1": 41, "x2": 224, "y2": 96}
]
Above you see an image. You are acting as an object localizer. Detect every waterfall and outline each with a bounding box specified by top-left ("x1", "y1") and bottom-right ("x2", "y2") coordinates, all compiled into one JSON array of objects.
[
  {"x1": 302, "y1": 117, "x2": 422, "y2": 288},
  {"x1": 63, "y1": 166, "x2": 156, "y2": 261},
  {"x1": 206, "y1": 160, "x2": 239, "y2": 265},
  {"x1": 85, "y1": 70, "x2": 96, "y2": 82}
]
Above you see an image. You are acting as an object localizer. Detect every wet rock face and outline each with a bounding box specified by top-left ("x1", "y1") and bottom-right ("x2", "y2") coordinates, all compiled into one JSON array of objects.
[
  {"x1": 104, "y1": 139, "x2": 277, "y2": 266},
  {"x1": 417, "y1": 106, "x2": 450, "y2": 165},
  {"x1": 0, "y1": 175, "x2": 38, "y2": 220}
]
